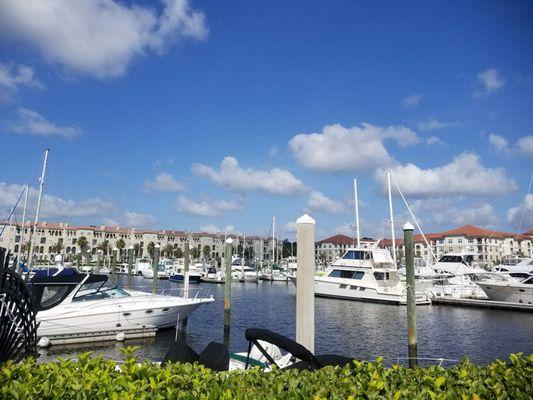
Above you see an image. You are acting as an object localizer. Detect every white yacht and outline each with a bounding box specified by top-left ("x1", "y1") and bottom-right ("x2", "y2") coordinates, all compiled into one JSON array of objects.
[
  {"x1": 32, "y1": 273, "x2": 214, "y2": 340},
  {"x1": 312, "y1": 247, "x2": 431, "y2": 305},
  {"x1": 492, "y1": 257, "x2": 533, "y2": 280},
  {"x1": 231, "y1": 257, "x2": 258, "y2": 282},
  {"x1": 260, "y1": 266, "x2": 289, "y2": 282},
  {"x1": 200, "y1": 266, "x2": 226, "y2": 283},
  {"x1": 135, "y1": 258, "x2": 152, "y2": 276},
  {"x1": 477, "y1": 275, "x2": 533, "y2": 304}
]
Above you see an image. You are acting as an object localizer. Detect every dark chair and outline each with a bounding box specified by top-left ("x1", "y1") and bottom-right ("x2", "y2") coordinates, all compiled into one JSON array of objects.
[
  {"x1": 244, "y1": 328, "x2": 353, "y2": 370},
  {"x1": 163, "y1": 339, "x2": 229, "y2": 371}
]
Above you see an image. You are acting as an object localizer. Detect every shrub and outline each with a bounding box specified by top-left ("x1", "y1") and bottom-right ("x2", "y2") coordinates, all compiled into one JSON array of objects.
[{"x1": 1, "y1": 349, "x2": 532, "y2": 399}]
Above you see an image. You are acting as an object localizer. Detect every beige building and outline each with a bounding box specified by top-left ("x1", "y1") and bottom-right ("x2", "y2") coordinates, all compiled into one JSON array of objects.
[{"x1": 0, "y1": 220, "x2": 281, "y2": 266}]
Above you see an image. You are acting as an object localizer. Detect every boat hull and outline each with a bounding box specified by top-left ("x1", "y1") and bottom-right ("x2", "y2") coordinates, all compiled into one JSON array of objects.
[
  {"x1": 477, "y1": 282, "x2": 533, "y2": 304},
  {"x1": 169, "y1": 274, "x2": 201, "y2": 283}
]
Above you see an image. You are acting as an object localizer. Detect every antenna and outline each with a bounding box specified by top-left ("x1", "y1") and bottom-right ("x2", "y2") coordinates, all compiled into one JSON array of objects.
[{"x1": 353, "y1": 178, "x2": 361, "y2": 248}]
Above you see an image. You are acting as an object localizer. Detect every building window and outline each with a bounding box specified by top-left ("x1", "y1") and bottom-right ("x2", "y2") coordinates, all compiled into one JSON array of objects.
[
  {"x1": 40, "y1": 237, "x2": 46, "y2": 244},
  {"x1": 447, "y1": 239, "x2": 452, "y2": 244}
]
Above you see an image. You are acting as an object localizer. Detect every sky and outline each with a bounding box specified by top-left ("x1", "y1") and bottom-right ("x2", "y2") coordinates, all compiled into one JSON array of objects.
[{"x1": 0, "y1": 0, "x2": 532, "y2": 240}]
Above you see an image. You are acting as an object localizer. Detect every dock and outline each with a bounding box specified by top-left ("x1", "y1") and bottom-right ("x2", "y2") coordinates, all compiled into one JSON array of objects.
[
  {"x1": 39, "y1": 327, "x2": 159, "y2": 347},
  {"x1": 431, "y1": 297, "x2": 533, "y2": 312}
]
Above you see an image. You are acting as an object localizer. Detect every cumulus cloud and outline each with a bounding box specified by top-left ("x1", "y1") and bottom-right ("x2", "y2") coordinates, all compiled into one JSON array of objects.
[
  {"x1": 432, "y1": 202, "x2": 499, "y2": 228},
  {"x1": 289, "y1": 123, "x2": 420, "y2": 172},
  {"x1": 476, "y1": 68, "x2": 505, "y2": 95},
  {"x1": 516, "y1": 136, "x2": 533, "y2": 158},
  {"x1": 0, "y1": 62, "x2": 44, "y2": 94},
  {"x1": 417, "y1": 118, "x2": 462, "y2": 132},
  {"x1": 0, "y1": 182, "x2": 114, "y2": 219},
  {"x1": 0, "y1": 0, "x2": 207, "y2": 79},
  {"x1": 7, "y1": 108, "x2": 81, "y2": 139},
  {"x1": 101, "y1": 211, "x2": 156, "y2": 228},
  {"x1": 402, "y1": 94, "x2": 422, "y2": 108},
  {"x1": 143, "y1": 172, "x2": 184, "y2": 192},
  {"x1": 333, "y1": 223, "x2": 356, "y2": 236},
  {"x1": 176, "y1": 195, "x2": 242, "y2": 217},
  {"x1": 507, "y1": 194, "x2": 533, "y2": 231},
  {"x1": 199, "y1": 224, "x2": 235, "y2": 234},
  {"x1": 192, "y1": 156, "x2": 306, "y2": 196},
  {"x1": 283, "y1": 221, "x2": 297, "y2": 234},
  {"x1": 306, "y1": 190, "x2": 345, "y2": 214},
  {"x1": 377, "y1": 152, "x2": 517, "y2": 198},
  {"x1": 488, "y1": 133, "x2": 510, "y2": 153}
]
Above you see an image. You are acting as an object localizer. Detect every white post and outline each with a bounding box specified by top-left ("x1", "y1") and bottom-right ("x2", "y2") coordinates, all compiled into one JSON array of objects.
[
  {"x1": 16, "y1": 185, "x2": 29, "y2": 273},
  {"x1": 241, "y1": 233, "x2": 245, "y2": 281},
  {"x1": 387, "y1": 172, "x2": 397, "y2": 267},
  {"x1": 296, "y1": 213, "x2": 315, "y2": 353},
  {"x1": 353, "y1": 178, "x2": 361, "y2": 248},
  {"x1": 28, "y1": 148, "x2": 49, "y2": 269}
]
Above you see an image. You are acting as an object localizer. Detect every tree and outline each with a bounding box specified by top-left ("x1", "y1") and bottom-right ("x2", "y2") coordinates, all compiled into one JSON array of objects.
[
  {"x1": 163, "y1": 244, "x2": 174, "y2": 258},
  {"x1": 133, "y1": 243, "x2": 140, "y2": 258},
  {"x1": 50, "y1": 241, "x2": 63, "y2": 255},
  {"x1": 98, "y1": 240, "x2": 110, "y2": 255},
  {"x1": 237, "y1": 244, "x2": 243, "y2": 256},
  {"x1": 174, "y1": 245, "x2": 183, "y2": 259},
  {"x1": 78, "y1": 236, "x2": 88, "y2": 263},
  {"x1": 116, "y1": 239, "x2": 126, "y2": 261},
  {"x1": 202, "y1": 245, "x2": 211, "y2": 261},
  {"x1": 191, "y1": 246, "x2": 201, "y2": 260},
  {"x1": 147, "y1": 242, "x2": 155, "y2": 258},
  {"x1": 21, "y1": 241, "x2": 31, "y2": 261}
]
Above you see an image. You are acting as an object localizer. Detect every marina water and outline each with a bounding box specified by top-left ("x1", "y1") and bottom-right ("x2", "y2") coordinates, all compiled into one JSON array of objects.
[{"x1": 38, "y1": 275, "x2": 533, "y2": 365}]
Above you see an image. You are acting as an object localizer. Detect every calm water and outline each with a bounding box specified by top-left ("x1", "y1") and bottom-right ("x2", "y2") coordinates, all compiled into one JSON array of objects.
[{"x1": 38, "y1": 275, "x2": 533, "y2": 365}]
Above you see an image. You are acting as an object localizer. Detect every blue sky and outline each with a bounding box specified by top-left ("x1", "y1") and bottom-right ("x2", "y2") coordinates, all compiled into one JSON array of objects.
[{"x1": 0, "y1": 0, "x2": 532, "y2": 239}]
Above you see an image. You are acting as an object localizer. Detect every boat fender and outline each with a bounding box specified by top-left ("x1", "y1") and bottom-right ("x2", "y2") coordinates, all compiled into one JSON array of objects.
[
  {"x1": 116, "y1": 332, "x2": 126, "y2": 342},
  {"x1": 37, "y1": 337, "x2": 51, "y2": 348}
]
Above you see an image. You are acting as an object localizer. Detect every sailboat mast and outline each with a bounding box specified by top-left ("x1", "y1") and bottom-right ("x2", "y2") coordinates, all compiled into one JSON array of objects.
[
  {"x1": 353, "y1": 179, "x2": 361, "y2": 248},
  {"x1": 28, "y1": 148, "x2": 49, "y2": 269},
  {"x1": 16, "y1": 185, "x2": 29, "y2": 272},
  {"x1": 387, "y1": 172, "x2": 397, "y2": 266}
]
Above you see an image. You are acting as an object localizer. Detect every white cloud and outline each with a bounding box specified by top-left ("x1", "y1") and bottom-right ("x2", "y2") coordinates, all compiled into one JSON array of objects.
[
  {"x1": 516, "y1": 136, "x2": 533, "y2": 158},
  {"x1": 192, "y1": 156, "x2": 306, "y2": 196},
  {"x1": 268, "y1": 146, "x2": 278, "y2": 157},
  {"x1": 488, "y1": 133, "x2": 510, "y2": 153},
  {"x1": 507, "y1": 194, "x2": 533, "y2": 230},
  {"x1": 199, "y1": 224, "x2": 235, "y2": 234},
  {"x1": 402, "y1": 94, "x2": 422, "y2": 108},
  {"x1": 306, "y1": 190, "x2": 345, "y2": 214},
  {"x1": 123, "y1": 211, "x2": 156, "y2": 227},
  {"x1": 432, "y1": 203, "x2": 499, "y2": 228},
  {"x1": 289, "y1": 123, "x2": 420, "y2": 172},
  {"x1": 378, "y1": 152, "x2": 517, "y2": 198},
  {"x1": 333, "y1": 223, "x2": 356, "y2": 236},
  {"x1": 426, "y1": 136, "x2": 444, "y2": 146},
  {"x1": 0, "y1": 62, "x2": 44, "y2": 92},
  {"x1": 283, "y1": 221, "x2": 297, "y2": 234},
  {"x1": 0, "y1": 0, "x2": 207, "y2": 79},
  {"x1": 176, "y1": 195, "x2": 242, "y2": 217},
  {"x1": 143, "y1": 172, "x2": 184, "y2": 192},
  {"x1": 7, "y1": 108, "x2": 80, "y2": 139},
  {"x1": 417, "y1": 118, "x2": 462, "y2": 132},
  {"x1": 477, "y1": 68, "x2": 505, "y2": 95},
  {"x1": 0, "y1": 182, "x2": 114, "y2": 219}
]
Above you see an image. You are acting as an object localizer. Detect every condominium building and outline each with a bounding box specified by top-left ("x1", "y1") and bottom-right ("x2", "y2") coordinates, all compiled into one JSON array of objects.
[{"x1": 0, "y1": 221, "x2": 281, "y2": 265}]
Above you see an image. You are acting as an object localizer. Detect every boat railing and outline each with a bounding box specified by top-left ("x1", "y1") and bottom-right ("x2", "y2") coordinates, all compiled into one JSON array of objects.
[{"x1": 123, "y1": 285, "x2": 214, "y2": 301}]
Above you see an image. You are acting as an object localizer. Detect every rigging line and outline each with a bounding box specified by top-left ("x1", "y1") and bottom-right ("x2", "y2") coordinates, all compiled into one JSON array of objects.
[
  {"x1": 390, "y1": 173, "x2": 439, "y2": 264},
  {"x1": 0, "y1": 187, "x2": 25, "y2": 237},
  {"x1": 518, "y1": 173, "x2": 533, "y2": 233}
]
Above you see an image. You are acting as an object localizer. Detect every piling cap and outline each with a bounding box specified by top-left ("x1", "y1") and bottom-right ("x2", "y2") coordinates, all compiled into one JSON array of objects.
[
  {"x1": 155, "y1": 244, "x2": 160, "y2": 248},
  {"x1": 113, "y1": 247, "x2": 118, "y2": 251},
  {"x1": 296, "y1": 214, "x2": 315, "y2": 224},
  {"x1": 226, "y1": 238, "x2": 233, "y2": 244},
  {"x1": 129, "y1": 245, "x2": 134, "y2": 249},
  {"x1": 403, "y1": 222, "x2": 414, "y2": 231}
]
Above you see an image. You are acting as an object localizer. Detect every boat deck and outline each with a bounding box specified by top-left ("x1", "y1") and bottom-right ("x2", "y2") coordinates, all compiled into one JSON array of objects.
[{"x1": 431, "y1": 297, "x2": 533, "y2": 312}]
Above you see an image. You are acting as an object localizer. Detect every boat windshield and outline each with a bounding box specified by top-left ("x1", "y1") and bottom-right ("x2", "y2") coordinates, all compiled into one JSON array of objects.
[
  {"x1": 328, "y1": 270, "x2": 364, "y2": 279},
  {"x1": 341, "y1": 250, "x2": 370, "y2": 260},
  {"x1": 438, "y1": 255, "x2": 464, "y2": 263},
  {"x1": 73, "y1": 280, "x2": 130, "y2": 302}
]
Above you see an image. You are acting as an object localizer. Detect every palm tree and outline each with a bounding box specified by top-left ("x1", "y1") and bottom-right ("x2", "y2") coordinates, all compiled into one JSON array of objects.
[
  {"x1": 116, "y1": 238, "x2": 126, "y2": 261},
  {"x1": 202, "y1": 245, "x2": 211, "y2": 261},
  {"x1": 98, "y1": 240, "x2": 110, "y2": 255},
  {"x1": 173, "y1": 245, "x2": 183, "y2": 259},
  {"x1": 50, "y1": 241, "x2": 63, "y2": 255},
  {"x1": 21, "y1": 241, "x2": 31, "y2": 261},
  {"x1": 191, "y1": 246, "x2": 201, "y2": 260},
  {"x1": 133, "y1": 243, "x2": 140, "y2": 258},
  {"x1": 147, "y1": 242, "x2": 155, "y2": 259},
  {"x1": 78, "y1": 236, "x2": 88, "y2": 263},
  {"x1": 163, "y1": 244, "x2": 174, "y2": 258}
]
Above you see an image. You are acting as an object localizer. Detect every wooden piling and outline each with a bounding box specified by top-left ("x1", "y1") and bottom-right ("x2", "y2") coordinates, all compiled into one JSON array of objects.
[
  {"x1": 404, "y1": 222, "x2": 418, "y2": 368},
  {"x1": 111, "y1": 248, "x2": 117, "y2": 281},
  {"x1": 296, "y1": 214, "x2": 315, "y2": 353},
  {"x1": 152, "y1": 244, "x2": 160, "y2": 294},
  {"x1": 184, "y1": 242, "x2": 190, "y2": 299},
  {"x1": 224, "y1": 238, "x2": 233, "y2": 346},
  {"x1": 127, "y1": 246, "x2": 134, "y2": 287}
]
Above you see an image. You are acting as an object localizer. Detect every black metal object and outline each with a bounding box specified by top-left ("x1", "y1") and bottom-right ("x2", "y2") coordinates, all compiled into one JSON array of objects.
[
  {"x1": 163, "y1": 338, "x2": 229, "y2": 371},
  {"x1": 0, "y1": 248, "x2": 38, "y2": 363},
  {"x1": 244, "y1": 328, "x2": 354, "y2": 371}
]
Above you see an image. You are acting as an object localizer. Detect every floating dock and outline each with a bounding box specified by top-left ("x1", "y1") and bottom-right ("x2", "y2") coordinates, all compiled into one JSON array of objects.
[
  {"x1": 431, "y1": 297, "x2": 533, "y2": 312},
  {"x1": 39, "y1": 326, "x2": 159, "y2": 347}
]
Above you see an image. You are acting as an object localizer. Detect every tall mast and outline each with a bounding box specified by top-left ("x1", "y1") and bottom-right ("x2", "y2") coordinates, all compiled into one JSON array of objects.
[
  {"x1": 28, "y1": 148, "x2": 49, "y2": 269},
  {"x1": 16, "y1": 185, "x2": 29, "y2": 273},
  {"x1": 272, "y1": 216, "x2": 276, "y2": 263},
  {"x1": 387, "y1": 171, "x2": 397, "y2": 266},
  {"x1": 353, "y1": 178, "x2": 361, "y2": 248}
]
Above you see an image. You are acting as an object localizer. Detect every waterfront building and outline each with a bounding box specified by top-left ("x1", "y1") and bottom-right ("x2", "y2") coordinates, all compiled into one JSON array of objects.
[{"x1": 0, "y1": 221, "x2": 281, "y2": 266}]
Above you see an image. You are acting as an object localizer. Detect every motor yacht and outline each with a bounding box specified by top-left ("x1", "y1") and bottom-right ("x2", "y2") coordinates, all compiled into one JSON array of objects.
[
  {"x1": 31, "y1": 273, "x2": 214, "y2": 340},
  {"x1": 311, "y1": 247, "x2": 431, "y2": 305},
  {"x1": 200, "y1": 266, "x2": 226, "y2": 283},
  {"x1": 231, "y1": 257, "x2": 258, "y2": 282},
  {"x1": 477, "y1": 275, "x2": 533, "y2": 304}
]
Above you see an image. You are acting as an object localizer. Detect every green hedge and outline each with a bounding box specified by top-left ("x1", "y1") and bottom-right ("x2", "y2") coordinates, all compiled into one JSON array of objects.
[{"x1": 1, "y1": 349, "x2": 532, "y2": 399}]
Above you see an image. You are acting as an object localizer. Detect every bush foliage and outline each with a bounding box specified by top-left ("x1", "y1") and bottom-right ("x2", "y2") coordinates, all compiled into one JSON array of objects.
[{"x1": 1, "y1": 349, "x2": 532, "y2": 399}]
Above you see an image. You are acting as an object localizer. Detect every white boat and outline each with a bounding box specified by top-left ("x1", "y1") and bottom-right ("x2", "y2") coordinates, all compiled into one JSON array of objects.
[
  {"x1": 477, "y1": 275, "x2": 533, "y2": 304},
  {"x1": 312, "y1": 247, "x2": 431, "y2": 305},
  {"x1": 32, "y1": 273, "x2": 214, "y2": 340},
  {"x1": 200, "y1": 267, "x2": 226, "y2": 283},
  {"x1": 135, "y1": 258, "x2": 152, "y2": 276},
  {"x1": 260, "y1": 268, "x2": 289, "y2": 282},
  {"x1": 142, "y1": 263, "x2": 168, "y2": 279},
  {"x1": 231, "y1": 257, "x2": 258, "y2": 282},
  {"x1": 492, "y1": 257, "x2": 533, "y2": 280}
]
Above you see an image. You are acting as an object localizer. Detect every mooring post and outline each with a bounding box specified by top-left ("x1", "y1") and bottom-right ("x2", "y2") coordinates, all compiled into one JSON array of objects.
[
  {"x1": 111, "y1": 248, "x2": 117, "y2": 281},
  {"x1": 152, "y1": 244, "x2": 160, "y2": 294},
  {"x1": 404, "y1": 222, "x2": 418, "y2": 368},
  {"x1": 184, "y1": 242, "x2": 190, "y2": 299},
  {"x1": 223, "y1": 238, "x2": 233, "y2": 346},
  {"x1": 296, "y1": 214, "x2": 315, "y2": 353},
  {"x1": 127, "y1": 245, "x2": 134, "y2": 287},
  {"x1": 96, "y1": 249, "x2": 101, "y2": 273}
]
